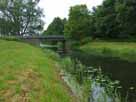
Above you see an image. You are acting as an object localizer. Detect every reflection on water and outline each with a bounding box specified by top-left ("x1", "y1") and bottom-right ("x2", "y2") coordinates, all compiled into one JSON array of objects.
[
  {"x1": 70, "y1": 50, "x2": 136, "y2": 101},
  {"x1": 90, "y1": 82, "x2": 112, "y2": 102}
]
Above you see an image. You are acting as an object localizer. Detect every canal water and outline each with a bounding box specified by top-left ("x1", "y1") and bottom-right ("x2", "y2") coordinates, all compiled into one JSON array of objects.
[{"x1": 70, "y1": 49, "x2": 136, "y2": 102}]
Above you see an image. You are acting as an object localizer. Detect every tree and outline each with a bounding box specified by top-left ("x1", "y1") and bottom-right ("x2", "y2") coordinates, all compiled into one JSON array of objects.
[
  {"x1": 93, "y1": 0, "x2": 119, "y2": 38},
  {"x1": 115, "y1": 0, "x2": 136, "y2": 38},
  {"x1": 64, "y1": 5, "x2": 92, "y2": 41},
  {"x1": 0, "y1": 0, "x2": 44, "y2": 36},
  {"x1": 92, "y1": 0, "x2": 136, "y2": 39},
  {"x1": 44, "y1": 17, "x2": 66, "y2": 35}
]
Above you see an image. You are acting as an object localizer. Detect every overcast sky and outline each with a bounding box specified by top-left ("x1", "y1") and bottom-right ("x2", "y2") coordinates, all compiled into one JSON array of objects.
[{"x1": 38, "y1": 0, "x2": 103, "y2": 29}]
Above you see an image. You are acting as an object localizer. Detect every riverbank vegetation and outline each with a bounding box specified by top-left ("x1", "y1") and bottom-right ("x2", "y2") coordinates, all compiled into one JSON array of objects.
[
  {"x1": 61, "y1": 57, "x2": 124, "y2": 102},
  {"x1": 0, "y1": 40, "x2": 77, "y2": 102},
  {"x1": 80, "y1": 41, "x2": 136, "y2": 62}
]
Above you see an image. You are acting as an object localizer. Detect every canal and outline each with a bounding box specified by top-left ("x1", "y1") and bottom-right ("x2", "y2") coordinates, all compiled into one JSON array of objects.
[{"x1": 70, "y1": 49, "x2": 136, "y2": 102}]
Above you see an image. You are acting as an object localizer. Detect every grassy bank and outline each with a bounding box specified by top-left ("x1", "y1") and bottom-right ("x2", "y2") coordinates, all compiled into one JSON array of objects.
[
  {"x1": 80, "y1": 41, "x2": 136, "y2": 62},
  {"x1": 0, "y1": 40, "x2": 77, "y2": 102}
]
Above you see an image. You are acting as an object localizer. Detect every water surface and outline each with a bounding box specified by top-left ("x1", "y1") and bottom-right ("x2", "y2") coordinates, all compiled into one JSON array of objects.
[{"x1": 70, "y1": 50, "x2": 136, "y2": 101}]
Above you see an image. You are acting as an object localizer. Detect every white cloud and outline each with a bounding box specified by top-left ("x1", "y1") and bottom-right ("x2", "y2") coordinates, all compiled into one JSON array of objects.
[{"x1": 38, "y1": 0, "x2": 103, "y2": 29}]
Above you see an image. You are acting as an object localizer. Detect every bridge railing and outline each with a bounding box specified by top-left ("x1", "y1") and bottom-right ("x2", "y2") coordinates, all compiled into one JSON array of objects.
[{"x1": 0, "y1": 35, "x2": 66, "y2": 41}]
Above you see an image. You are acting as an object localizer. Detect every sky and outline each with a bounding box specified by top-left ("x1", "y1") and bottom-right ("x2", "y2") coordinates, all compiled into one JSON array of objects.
[{"x1": 38, "y1": 0, "x2": 103, "y2": 29}]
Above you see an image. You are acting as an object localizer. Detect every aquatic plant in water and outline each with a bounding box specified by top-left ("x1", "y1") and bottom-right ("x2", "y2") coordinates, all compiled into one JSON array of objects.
[
  {"x1": 86, "y1": 67, "x2": 123, "y2": 102},
  {"x1": 61, "y1": 57, "x2": 124, "y2": 102}
]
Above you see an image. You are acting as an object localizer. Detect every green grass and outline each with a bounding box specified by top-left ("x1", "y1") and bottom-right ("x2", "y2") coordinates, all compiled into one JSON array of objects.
[
  {"x1": 80, "y1": 41, "x2": 136, "y2": 62},
  {"x1": 0, "y1": 40, "x2": 77, "y2": 102}
]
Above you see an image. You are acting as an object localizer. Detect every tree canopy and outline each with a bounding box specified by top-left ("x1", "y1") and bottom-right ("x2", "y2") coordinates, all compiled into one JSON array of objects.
[
  {"x1": 0, "y1": 0, "x2": 44, "y2": 36},
  {"x1": 44, "y1": 17, "x2": 66, "y2": 35},
  {"x1": 92, "y1": 0, "x2": 136, "y2": 38},
  {"x1": 64, "y1": 0, "x2": 136, "y2": 41},
  {"x1": 64, "y1": 5, "x2": 92, "y2": 41}
]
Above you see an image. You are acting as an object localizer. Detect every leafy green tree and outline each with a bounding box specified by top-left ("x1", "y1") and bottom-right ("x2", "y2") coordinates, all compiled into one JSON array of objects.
[
  {"x1": 64, "y1": 5, "x2": 92, "y2": 41},
  {"x1": 63, "y1": 0, "x2": 136, "y2": 40},
  {"x1": 115, "y1": 0, "x2": 136, "y2": 38},
  {"x1": 92, "y1": 0, "x2": 136, "y2": 39},
  {"x1": 93, "y1": 0, "x2": 119, "y2": 38},
  {"x1": 64, "y1": 0, "x2": 136, "y2": 40},
  {"x1": 44, "y1": 17, "x2": 66, "y2": 35},
  {"x1": 0, "y1": 0, "x2": 44, "y2": 36}
]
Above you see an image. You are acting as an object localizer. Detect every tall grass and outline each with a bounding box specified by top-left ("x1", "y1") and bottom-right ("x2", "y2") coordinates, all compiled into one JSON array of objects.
[{"x1": 0, "y1": 40, "x2": 76, "y2": 102}]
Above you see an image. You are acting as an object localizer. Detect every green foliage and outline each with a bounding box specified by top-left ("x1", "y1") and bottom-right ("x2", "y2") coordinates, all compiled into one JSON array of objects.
[
  {"x1": 87, "y1": 67, "x2": 123, "y2": 102},
  {"x1": 62, "y1": 57, "x2": 85, "y2": 84},
  {"x1": 115, "y1": 0, "x2": 136, "y2": 37},
  {"x1": 81, "y1": 41, "x2": 136, "y2": 62},
  {"x1": 0, "y1": 0, "x2": 44, "y2": 36},
  {"x1": 93, "y1": 0, "x2": 136, "y2": 39},
  {"x1": 61, "y1": 57, "x2": 75, "y2": 73},
  {"x1": 93, "y1": 0, "x2": 118, "y2": 38},
  {"x1": 94, "y1": 0, "x2": 136, "y2": 39},
  {"x1": 61, "y1": 56, "x2": 124, "y2": 102},
  {"x1": 44, "y1": 17, "x2": 66, "y2": 35},
  {"x1": 80, "y1": 37, "x2": 93, "y2": 45},
  {"x1": 64, "y1": 5, "x2": 92, "y2": 41},
  {"x1": 74, "y1": 60, "x2": 85, "y2": 84},
  {"x1": 64, "y1": 0, "x2": 136, "y2": 41}
]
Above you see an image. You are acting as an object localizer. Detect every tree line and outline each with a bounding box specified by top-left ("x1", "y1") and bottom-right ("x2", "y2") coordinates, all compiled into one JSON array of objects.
[
  {"x1": 1, "y1": 0, "x2": 136, "y2": 40},
  {"x1": 44, "y1": 0, "x2": 136, "y2": 42}
]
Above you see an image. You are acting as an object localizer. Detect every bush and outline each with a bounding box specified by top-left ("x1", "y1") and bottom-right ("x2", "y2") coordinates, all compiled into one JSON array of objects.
[
  {"x1": 61, "y1": 57, "x2": 75, "y2": 73},
  {"x1": 81, "y1": 37, "x2": 93, "y2": 45}
]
